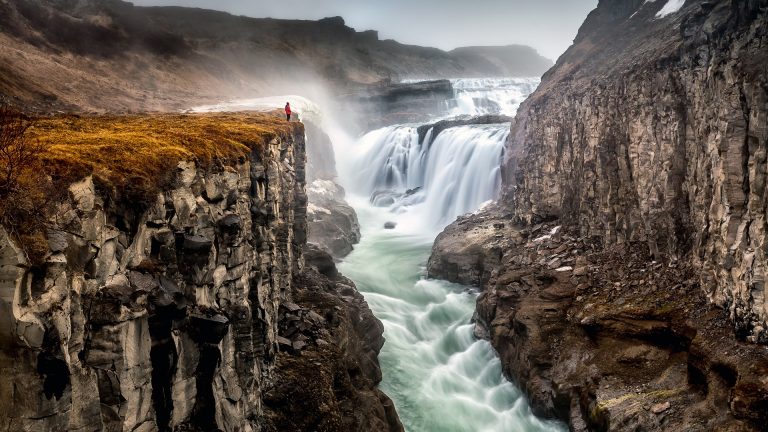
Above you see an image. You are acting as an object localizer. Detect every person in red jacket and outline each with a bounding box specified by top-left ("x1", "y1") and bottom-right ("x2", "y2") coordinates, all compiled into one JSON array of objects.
[{"x1": 285, "y1": 102, "x2": 291, "y2": 121}]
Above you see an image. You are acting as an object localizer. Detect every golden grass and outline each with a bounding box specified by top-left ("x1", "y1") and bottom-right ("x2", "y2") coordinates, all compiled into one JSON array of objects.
[
  {"x1": 597, "y1": 387, "x2": 686, "y2": 410},
  {"x1": 27, "y1": 111, "x2": 303, "y2": 201}
]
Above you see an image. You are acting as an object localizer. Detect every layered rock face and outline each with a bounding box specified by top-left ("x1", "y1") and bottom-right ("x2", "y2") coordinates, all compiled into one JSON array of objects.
[
  {"x1": 0, "y1": 0, "x2": 550, "y2": 112},
  {"x1": 261, "y1": 246, "x2": 402, "y2": 432},
  {"x1": 0, "y1": 120, "x2": 394, "y2": 431},
  {"x1": 336, "y1": 80, "x2": 456, "y2": 131},
  {"x1": 430, "y1": 0, "x2": 768, "y2": 430},
  {"x1": 430, "y1": 209, "x2": 768, "y2": 430},
  {"x1": 505, "y1": 0, "x2": 768, "y2": 342}
]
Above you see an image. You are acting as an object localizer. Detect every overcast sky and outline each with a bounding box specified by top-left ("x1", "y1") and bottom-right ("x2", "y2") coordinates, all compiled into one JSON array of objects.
[{"x1": 129, "y1": 0, "x2": 597, "y2": 60}]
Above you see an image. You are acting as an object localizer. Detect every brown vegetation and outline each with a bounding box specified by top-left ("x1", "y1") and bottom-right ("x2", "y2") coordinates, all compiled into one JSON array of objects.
[
  {"x1": 0, "y1": 106, "x2": 53, "y2": 262},
  {"x1": 2, "y1": 110, "x2": 302, "y2": 262},
  {"x1": 29, "y1": 111, "x2": 301, "y2": 202},
  {"x1": 0, "y1": 106, "x2": 43, "y2": 199}
]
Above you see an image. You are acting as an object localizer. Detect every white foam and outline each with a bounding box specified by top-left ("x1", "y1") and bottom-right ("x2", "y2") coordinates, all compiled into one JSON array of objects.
[{"x1": 655, "y1": 0, "x2": 686, "y2": 18}]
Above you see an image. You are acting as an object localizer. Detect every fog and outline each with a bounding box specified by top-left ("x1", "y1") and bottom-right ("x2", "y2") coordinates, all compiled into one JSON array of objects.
[{"x1": 129, "y1": 0, "x2": 597, "y2": 60}]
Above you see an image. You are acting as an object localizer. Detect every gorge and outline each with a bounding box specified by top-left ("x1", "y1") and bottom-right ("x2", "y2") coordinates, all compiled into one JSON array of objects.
[{"x1": 1, "y1": 0, "x2": 768, "y2": 431}]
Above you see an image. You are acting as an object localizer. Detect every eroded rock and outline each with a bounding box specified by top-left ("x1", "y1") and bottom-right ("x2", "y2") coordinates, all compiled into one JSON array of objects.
[{"x1": 0, "y1": 127, "x2": 401, "y2": 431}]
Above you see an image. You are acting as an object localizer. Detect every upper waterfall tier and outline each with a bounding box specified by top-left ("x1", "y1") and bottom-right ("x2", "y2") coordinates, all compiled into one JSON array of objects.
[
  {"x1": 344, "y1": 124, "x2": 509, "y2": 233},
  {"x1": 446, "y1": 77, "x2": 541, "y2": 117}
]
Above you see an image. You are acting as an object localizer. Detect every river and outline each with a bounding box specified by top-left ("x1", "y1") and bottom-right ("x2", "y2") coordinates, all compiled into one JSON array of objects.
[
  {"x1": 333, "y1": 78, "x2": 566, "y2": 432},
  {"x1": 193, "y1": 77, "x2": 565, "y2": 432}
]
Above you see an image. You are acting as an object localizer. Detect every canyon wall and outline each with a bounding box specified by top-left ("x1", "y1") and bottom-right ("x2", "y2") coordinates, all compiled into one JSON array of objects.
[
  {"x1": 429, "y1": 0, "x2": 768, "y2": 429},
  {"x1": 504, "y1": 0, "x2": 768, "y2": 342},
  {"x1": 0, "y1": 118, "x2": 397, "y2": 431},
  {"x1": 0, "y1": 0, "x2": 551, "y2": 112}
]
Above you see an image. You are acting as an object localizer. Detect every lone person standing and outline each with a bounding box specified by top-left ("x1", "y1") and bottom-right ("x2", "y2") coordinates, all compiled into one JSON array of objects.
[{"x1": 285, "y1": 102, "x2": 291, "y2": 121}]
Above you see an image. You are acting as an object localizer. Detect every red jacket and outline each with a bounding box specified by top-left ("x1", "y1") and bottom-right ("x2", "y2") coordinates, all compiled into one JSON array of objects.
[{"x1": 285, "y1": 105, "x2": 291, "y2": 115}]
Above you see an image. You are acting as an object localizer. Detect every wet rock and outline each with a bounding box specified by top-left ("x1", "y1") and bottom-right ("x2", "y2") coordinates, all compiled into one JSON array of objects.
[
  {"x1": 307, "y1": 180, "x2": 360, "y2": 258},
  {"x1": 650, "y1": 402, "x2": 671, "y2": 414},
  {"x1": 370, "y1": 190, "x2": 398, "y2": 207}
]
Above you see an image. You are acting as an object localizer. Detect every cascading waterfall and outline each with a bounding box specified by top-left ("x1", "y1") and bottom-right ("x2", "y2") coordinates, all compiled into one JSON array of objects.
[
  {"x1": 336, "y1": 78, "x2": 565, "y2": 431},
  {"x1": 190, "y1": 77, "x2": 563, "y2": 431},
  {"x1": 448, "y1": 77, "x2": 540, "y2": 116},
  {"x1": 345, "y1": 124, "x2": 509, "y2": 232}
]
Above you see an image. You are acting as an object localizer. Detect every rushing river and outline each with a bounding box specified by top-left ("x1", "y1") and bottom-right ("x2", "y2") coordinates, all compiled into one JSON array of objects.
[
  {"x1": 193, "y1": 77, "x2": 565, "y2": 431},
  {"x1": 334, "y1": 78, "x2": 565, "y2": 432}
]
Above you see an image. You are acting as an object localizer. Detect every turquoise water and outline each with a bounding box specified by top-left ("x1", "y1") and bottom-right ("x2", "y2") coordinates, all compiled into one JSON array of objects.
[{"x1": 338, "y1": 200, "x2": 565, "y2": 432}]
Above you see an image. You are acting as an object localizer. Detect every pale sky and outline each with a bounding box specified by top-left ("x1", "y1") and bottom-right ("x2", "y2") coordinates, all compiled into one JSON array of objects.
[{"x1": 129, "y1": 0, "x2": 597, "y2": 60}]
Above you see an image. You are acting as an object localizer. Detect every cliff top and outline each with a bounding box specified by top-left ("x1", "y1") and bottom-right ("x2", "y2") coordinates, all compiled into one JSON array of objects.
[{"x1": 29, "y1": 111, "x2": 302, "y2": 200}]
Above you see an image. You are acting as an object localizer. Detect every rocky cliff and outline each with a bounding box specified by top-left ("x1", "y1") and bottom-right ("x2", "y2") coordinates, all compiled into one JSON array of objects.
[
  {"x1": 506, "y1": 0, "x2": 768, "y2": 343},
  {"x1": 0, "y1": 113, "x2": 398, "y2": 431},
  {"x1": 430, "y1": 0, "x2": 768, "y2": 430},
  {"x1": 0, "y1": 0, "x2": 550, "y2": 112}
]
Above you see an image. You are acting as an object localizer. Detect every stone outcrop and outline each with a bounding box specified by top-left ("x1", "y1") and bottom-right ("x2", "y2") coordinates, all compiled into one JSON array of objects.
[
  {"x1": 261, "y1": 245, "x2": 402, "y2": 432},
  {"x1": 430, "y1": 0, "x2": 768, "y2": 430},
  {"x1": 430, "y1": 207, "x2": 768, "y2": 430},
  {"x1": 304, "y1": 120, "x2": 361, "y2": 259},
  {"x1": 504, "y1": 0, "x2": 768, "y2": 342},
  {"x1": 307, "y1": 180, "x2": 361, "y2": 258},
  {"x1": 0, "y1": 120, "x2": 397, "y2": 431},
  {"x1": 427, "y1": 203, "x2": 520, "y2": 286}
]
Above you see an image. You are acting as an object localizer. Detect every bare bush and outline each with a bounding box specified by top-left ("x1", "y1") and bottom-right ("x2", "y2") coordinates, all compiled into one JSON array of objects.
[
  {"x1": 0, "y1": 106, "x2": 54, "y2": 263},
  {"x1": 0, "y1": 106, "x2": 43, "y2": 199}
]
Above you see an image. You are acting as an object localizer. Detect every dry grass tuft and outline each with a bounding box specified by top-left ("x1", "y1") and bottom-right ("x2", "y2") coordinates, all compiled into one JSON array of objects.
[
  {"x1": 3, "y1": 110, "x2": 302, "y2": 263},
  {"x1": 29, "y1": 113, "x2": 300, "y2": 197},
  {"x1": 29, "y1": 111, "x2": 302, "y2": 202}
]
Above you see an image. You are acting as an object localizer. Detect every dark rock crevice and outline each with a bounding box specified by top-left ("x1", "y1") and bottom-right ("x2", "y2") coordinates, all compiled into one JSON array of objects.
[
  {"x1": 0, "y1": 126, "x2": 401, "y2": 431},
  {"x1": 430, "y1": 205, "x2": 768, "y2": 430}
]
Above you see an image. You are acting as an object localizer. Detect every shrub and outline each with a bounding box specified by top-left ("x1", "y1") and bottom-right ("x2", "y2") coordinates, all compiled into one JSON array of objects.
[
  {"x1": 0, "y1": 106, "x2": 55, "y2": 263},
  {"x1": 0, "y1": 106, "x2": 44, "y2": 199}
]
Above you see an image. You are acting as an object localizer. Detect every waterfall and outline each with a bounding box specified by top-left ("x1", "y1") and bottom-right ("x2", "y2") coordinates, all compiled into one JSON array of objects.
[
  {"x1": 334, "y1": 77, "x2": 541, "y2": 234},
  {"x1": 188, "y1": 77, "x2": 565, "y2": 432},
  {"x1": 347, "y1": 124, "x2": 509, "y2": 233},
  {"x1": 336, "y1": 76, "x2": 565, "y2": 431}
]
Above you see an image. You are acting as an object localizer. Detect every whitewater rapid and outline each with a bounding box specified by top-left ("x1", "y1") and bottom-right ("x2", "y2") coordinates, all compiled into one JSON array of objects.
[
  {"x1": 334, "y1": 77, "x2": 564, "y2": 431},
  {"x1": 189, "y1": 77, "x2": 563, "y2": 431}
]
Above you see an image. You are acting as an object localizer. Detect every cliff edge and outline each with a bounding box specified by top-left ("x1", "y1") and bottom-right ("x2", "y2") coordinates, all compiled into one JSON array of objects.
[
  {"x1": 429, "y1": 0, "x2": 768, "y2": 430},
  {"x1": 0, "y1": 113, "x2": 400, "y2": 431}
]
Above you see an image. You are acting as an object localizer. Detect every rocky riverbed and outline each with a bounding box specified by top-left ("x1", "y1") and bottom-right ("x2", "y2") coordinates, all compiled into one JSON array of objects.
[
  {"x1": 429, "y1": 205, "x2": 768, "y2": 431},
  {"x1": 429, "y1": 1, "x2": 768, "y2": 430}
]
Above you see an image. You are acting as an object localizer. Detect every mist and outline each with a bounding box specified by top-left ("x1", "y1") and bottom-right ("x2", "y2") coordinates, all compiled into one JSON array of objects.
[{"x1": 129, "y1": 0, "x2": 597, "y2": 60}]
